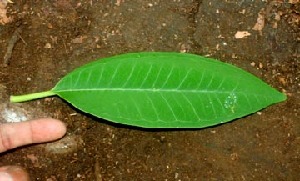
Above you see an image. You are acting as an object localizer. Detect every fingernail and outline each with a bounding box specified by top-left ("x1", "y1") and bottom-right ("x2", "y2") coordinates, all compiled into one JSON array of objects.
[{"x1": 0, "y1": 172, "x2": 13, "y2": 181}]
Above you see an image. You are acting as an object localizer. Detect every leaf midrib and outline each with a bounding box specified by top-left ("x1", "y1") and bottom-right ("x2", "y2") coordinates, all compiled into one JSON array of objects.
[{"x1": 54, "y1": 88, "x2": 240, "y2": 94}]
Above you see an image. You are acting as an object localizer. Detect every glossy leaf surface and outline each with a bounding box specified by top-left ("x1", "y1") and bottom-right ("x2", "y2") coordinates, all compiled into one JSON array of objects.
[{"x1": 51, "y1": 52, "x2": 286, "y2": 128}]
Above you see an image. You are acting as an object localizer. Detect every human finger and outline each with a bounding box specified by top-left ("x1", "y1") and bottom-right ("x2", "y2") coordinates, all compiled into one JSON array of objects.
[
  {"x1": 0, "y1": 166, "x2": 29, "y2": 181},
  {"x1": 0, "y1": 118, "x2": 67, "y2": 153}
]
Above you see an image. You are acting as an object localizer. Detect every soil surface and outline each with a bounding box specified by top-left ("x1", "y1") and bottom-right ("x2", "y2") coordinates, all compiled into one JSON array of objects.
[{"x1": 0, "y1": 0, "x2": 299, "y2": 180}]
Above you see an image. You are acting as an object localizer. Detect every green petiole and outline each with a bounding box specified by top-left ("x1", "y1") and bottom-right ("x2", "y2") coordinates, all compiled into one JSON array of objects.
[{"x1": 10, "y1": 90, "x2": 56, "y2": 103}]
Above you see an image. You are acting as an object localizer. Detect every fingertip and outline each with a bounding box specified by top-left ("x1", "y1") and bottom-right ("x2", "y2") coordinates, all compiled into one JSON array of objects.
[
  {"x1": 0, "y1": 166, "x2": 30, "y2": 181},
  {"x1": 31, "y1": 118, "x2": 67, "y2": 143}
]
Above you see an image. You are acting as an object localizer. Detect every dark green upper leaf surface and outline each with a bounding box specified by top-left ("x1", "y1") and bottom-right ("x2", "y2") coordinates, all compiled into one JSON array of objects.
[{"x1": 52, "y1": 52, "x2": 286, "y2": 128}]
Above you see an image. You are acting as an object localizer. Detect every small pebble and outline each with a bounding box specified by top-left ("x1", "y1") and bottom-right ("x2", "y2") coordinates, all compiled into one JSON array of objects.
[{"x1": 44, "y1": 43, "x2": 52, "y2": 48}]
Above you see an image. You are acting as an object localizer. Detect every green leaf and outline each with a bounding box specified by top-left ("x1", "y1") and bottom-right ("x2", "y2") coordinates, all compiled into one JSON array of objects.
[{"x1": 10, "y1": 52, "x2": 286, "y2": 128}]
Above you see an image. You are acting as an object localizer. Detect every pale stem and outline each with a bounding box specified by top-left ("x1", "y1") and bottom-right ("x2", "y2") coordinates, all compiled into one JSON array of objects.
[{"x1": 10, "y1": 90, "x2": 56, "y2": 103}]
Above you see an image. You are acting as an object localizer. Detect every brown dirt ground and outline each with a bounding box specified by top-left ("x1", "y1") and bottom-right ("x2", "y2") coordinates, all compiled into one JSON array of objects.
[{"x1": 0, "y1": 0, "x2": 299, "y2": 180}]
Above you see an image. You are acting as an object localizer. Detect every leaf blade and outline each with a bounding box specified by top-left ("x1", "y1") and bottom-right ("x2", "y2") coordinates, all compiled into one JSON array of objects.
[{"x1": 53, "y1": 52, "x2": 286, "y2": 128}]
